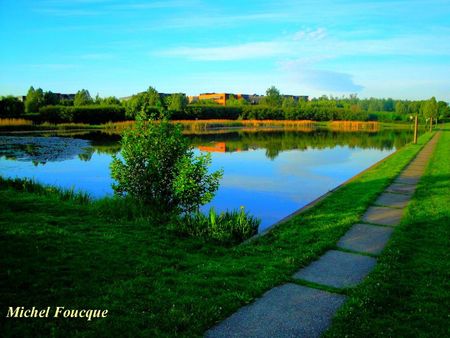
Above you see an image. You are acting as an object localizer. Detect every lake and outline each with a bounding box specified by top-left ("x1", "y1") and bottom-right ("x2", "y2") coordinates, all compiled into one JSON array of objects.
[{"x1": 0, "y1": 127, "x2": 412, "y2": 231}]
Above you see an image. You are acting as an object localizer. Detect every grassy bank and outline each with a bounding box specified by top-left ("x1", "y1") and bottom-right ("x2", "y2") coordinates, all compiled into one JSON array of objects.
[
  {"x1": 325, "y1": 126, "x2": 449, "y2": 337},
  {"x1": 0, "y1": 131, "x2": 436, "y2": 337}
]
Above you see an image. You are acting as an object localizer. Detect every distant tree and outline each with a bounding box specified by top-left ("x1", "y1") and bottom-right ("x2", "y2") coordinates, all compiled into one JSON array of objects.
[
  {"x1": 282, "y1": 96, "x2": 296, "y2": 108},
  {"x1": 25, "y1": 86, "x2": 44, "y2": 113},
  {"x1": 395, "y1": 101, "x2": 407, "y2": 114},
  {"x1": 124, "y1": 87, "x2": 164, "y2": 119},
  {"x1": 421, "y1": 97, "x2": 438, "y2": 131},
  {"x1": 43, "y1": 91, "x2": 60, "y2": 106},
  {"x1": 262, "y1": 86, "x2": 282, "y2": 107},
  {"x1": 437, "y1": 101, "x2": 449, "y2": 121},
  {"x1": 102, "y1": 96, "x2": 121, "y2": 105},
  {"x1": 383, "y1": 98, "x2": 395, "y2": 112},
  {"x1": 226, "y1": 95, "x2": 248, "y2": 107},
  {"x1": 0, "y1": 96, "x2": 25, "y2": 117},
  {"x1": 166, "y1": 93, "x2": 187, "y2": 111},
  {"x1": 74, "y1": 89, "x2": 93, "y2": 106},
  {"x1": 144, "y1": 86, "x2": 162, "y2": 107}
]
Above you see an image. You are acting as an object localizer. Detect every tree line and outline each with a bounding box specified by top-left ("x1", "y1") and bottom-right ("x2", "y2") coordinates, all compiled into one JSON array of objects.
[{"x1": 0, "y1": 85, "x2": 448, "y2": 124}]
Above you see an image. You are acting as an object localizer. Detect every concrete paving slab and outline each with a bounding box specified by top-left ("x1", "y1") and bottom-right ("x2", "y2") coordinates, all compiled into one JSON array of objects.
[
  {"x1": 374, "y1": 192, "x2": 411, "y2": 208},
  {"x1": 362, "y1": 206, "x2": 404, "y2": 226},
  {"x1": 292, "y1": 250, "x2": 377, "y2": 288},
  {"x1": 337, "y1": 223, "x2": 394, "y2": 255},
  {"x1": 385, "y1": 183, "x2": 416, "y2": 195},
  {"x1": 205, "y1": 283, "x2": 346, "y2": 338},
  {"x1": 395, "y1": 176, "x2": 420, "y2": 185}
]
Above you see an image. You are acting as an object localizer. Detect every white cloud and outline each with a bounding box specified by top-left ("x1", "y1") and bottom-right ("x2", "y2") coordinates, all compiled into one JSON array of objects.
[{"x1": 160, "y1": 41, "x2": 289, "y2": 61}]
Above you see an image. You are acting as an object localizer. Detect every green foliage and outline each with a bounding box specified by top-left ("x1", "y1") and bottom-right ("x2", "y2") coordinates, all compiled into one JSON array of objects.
[
  {"x1": 174, "y1": 105, "x2": 241, "y2": 119},
  {"x1": 421, "y1": 96, "x2": 438, "y2": 120},
  {"x1": 74, "y1": 89, "x2": 93, "y2": 106},
  {"x1": 195, "y1": 99, "x2": 220, "y2": 105},
  {"x1": 0, "y1": 96, "x2": 25, "y2": 117},
  {"x1": 282, "y1": 96, "x2": 296, "y2": 108},
  {"x1": 262, "y1": 86, "x2": 282, "y2": 107},
  {"x1": 226, "y1": 95, "x2": 248, "y2": 107},
  {"x1": 96, "y1": 96, "x2": 121, "y2": 106},
  {"x1": 110, "y1": 119, "x2": 223, "y2": 213},
  {"x1": 166, "y1": 93, "x2": 187, "y2": 112},
  {"x1": 124, "y1": 86, "x2": 163, "y2": 119},
  {"x1": 39, "y1": 105, "x2": 126, "y2": 123},
  {"x1": 25, "y1": 86, "x2": 44, "y2": 113},
  {"x1": 177, "y1": 207, "x2": 260, "y2": 244}
]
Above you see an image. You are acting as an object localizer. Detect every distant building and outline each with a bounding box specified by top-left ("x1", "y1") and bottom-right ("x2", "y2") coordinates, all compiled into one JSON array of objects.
[
  {"x1": 120, "y1": 92, "x2": 186, "y2": 101},
  {"x1": 198, "y1": 93, "x2": 308, "y2": 106},
  {"x1": 55, "y1": 93, "x2": 75, "y2": 101},
  {"x1": 282, "y1": 95, "x2": 309, "y2": 102}
]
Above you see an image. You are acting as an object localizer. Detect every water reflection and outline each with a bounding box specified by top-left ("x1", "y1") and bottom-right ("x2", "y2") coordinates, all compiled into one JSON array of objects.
[{"x1": 0, "y1": 128, "x2": 412, "y2": 231}]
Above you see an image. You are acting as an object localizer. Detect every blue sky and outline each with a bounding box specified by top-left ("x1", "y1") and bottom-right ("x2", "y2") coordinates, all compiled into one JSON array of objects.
[{"x1": 1, "y1": 0, "x2": 449, "y2": 100}]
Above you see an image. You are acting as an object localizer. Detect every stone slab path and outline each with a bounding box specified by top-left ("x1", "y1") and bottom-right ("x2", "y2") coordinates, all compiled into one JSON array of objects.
[
  {"x1": 337, "y1": 223, "x2": 393, "y2": 255},
  {"x1": 292, "y1": 250, "x2": 377, "y2": 288},
  {"x1": 205, "y1": 284, "x2": 346, "y2": 338},
  {"x1": 206, "y1": 133, "x2": 440, "y2": 338}
]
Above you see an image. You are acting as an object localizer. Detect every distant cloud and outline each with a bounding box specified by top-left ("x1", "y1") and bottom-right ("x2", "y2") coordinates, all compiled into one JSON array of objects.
[
  {"x1": 160, "y1": 41, "x2": 288, "y2": 61},
  {"x1": 158, "y1": 29, "x2": 327, "y2": 61},
  {"x1": 280, "y1": 59, "x2": 363, "y2": 92},
  {"x1": 80, "y1": 53, "x2": 114, "y2": 60},
  {"x1": 292, "y1": 28, "x2": 327, "y2": 41}
]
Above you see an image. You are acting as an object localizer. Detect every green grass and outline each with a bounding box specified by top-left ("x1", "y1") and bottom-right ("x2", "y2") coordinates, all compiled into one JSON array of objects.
[
  {"x1": 324, "y1": 127, "x2": 450, "y2": 337},
  {"x1": 0, "y1": 131, "x2": 438, "y2": 337}
]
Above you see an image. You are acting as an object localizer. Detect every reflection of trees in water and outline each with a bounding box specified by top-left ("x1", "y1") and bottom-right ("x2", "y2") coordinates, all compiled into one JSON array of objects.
[
  {"x1": 0, "y1": 128, "x2": 413, "y2": 163},
  {"x1": 189, "y1": 129, "x2": 412, "y2": 159}
]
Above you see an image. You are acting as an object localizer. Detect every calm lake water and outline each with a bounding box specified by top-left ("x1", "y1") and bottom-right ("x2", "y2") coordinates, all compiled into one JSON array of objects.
[{"x1": 0, "y1": 127, "x2": 412, "y2": 231}]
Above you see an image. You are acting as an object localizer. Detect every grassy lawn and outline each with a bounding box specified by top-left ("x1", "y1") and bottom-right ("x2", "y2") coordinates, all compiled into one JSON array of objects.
[
  {"x1": 0, "y1": 131, "x2": 438, "y2": 337},
  {"x1": 325, "y1": 126, "x2": 450, "y2": 337}
]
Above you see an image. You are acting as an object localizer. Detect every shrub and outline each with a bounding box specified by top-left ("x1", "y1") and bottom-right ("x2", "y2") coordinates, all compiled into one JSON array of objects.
[
  {"x1": 177, "y1": 207, "x2": 260, "y2": 244},
  {"x1": 110, "y1": 118, "x2": 223, "y2": 213}
]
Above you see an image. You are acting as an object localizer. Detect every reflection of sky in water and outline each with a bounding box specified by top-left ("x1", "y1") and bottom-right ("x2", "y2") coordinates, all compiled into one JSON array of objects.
[
  {"x1": 200, "y1": 147, "x2": 393, "y2": 231},
  {"x1": 0, "y1": 138, "x2": 394, "y2": 232}
]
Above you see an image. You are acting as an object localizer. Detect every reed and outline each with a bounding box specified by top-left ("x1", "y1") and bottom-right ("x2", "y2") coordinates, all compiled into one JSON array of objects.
[
  {"x1": 329, "y1": 120, "x2": 380, "y2": 132},
  {"x1": 0, "y1": 118, "x2": 33, "y2": 127}
]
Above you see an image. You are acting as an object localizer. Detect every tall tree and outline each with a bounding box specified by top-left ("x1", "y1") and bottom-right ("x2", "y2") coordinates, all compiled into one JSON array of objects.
[
  {"x1": 421, "y1": 97, "x2": 438, "y2": 131},
  {"x1": 74, "y1": 89, "x2": 93, "y2": 106},
  {"x1": 25, "y1": 86, "x2": 44, "y2": 113}
]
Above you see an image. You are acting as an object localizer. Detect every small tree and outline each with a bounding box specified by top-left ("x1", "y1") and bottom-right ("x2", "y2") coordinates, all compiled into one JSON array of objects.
[{"x1": 110, "y1": 117, "x2": 223, "y2": 213}]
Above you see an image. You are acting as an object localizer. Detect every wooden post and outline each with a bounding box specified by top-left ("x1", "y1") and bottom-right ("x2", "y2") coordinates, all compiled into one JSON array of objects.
[{"x1": 413, "y1": 114, "x2": 418, "y2": 144}]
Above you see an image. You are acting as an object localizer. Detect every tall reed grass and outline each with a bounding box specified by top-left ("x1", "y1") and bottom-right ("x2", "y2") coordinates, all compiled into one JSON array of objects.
[
  {"x1": 0, "y1": 118, "x2": 33, "y2": 127},
  {"x1": 329, "y1": 121, "x2": 380, "y2": 132},
  {"x1": 176, "y1": 207, "x2": 260, "y2": 244}
]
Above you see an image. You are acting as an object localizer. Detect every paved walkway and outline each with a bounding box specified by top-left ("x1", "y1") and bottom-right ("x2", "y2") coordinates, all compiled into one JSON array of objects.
[{"x1": 206, "y1": 132, "x2": 440, "y2": 338}]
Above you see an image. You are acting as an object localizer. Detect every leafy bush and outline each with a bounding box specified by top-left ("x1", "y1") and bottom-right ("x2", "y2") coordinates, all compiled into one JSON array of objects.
[
  {"x1": 177, "y1": 207, "x2": 260, "y2": 244},
  {"x1": 110, "y1": 118, "x2": 223, "y2": 213}
]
